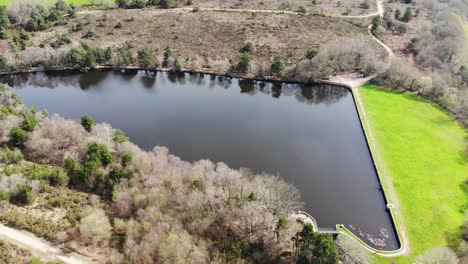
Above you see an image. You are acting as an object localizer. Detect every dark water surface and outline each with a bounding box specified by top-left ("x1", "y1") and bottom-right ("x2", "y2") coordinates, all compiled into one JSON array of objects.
[{"x1": 0, "y1": 71, "x2": 398, "y2": 250}]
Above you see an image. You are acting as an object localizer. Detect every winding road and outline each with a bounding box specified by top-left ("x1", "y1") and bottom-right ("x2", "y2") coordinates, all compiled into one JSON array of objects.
[{"x1": 0, "y1": 224, "x2": 93, "y2": 263}]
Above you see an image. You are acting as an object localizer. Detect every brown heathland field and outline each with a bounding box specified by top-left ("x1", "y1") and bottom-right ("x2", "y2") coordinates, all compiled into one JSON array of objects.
[{"x1": 2, "y1": 8, "x2": 384, "y2": 73}]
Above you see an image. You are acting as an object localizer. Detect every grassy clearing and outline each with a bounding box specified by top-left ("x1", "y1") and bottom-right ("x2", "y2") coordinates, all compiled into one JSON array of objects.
[
  {"x1": 358, "y1": 84, "x2": 467, "y2": 263},
  {"x1": 0, "y1": 0, "x2": 90, "y2": 6}
]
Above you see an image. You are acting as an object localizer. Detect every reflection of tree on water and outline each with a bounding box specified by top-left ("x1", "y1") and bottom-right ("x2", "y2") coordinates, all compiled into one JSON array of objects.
[
  {"x1": 272, "y1": 82, "x2": 282, "y2": 98},
  {"x1": 139, "y1": 71, "x2": 157, "y2": 89},
  {"x1": 298, "y1": 84, "x2": 349, "y2": 105},
  {"x1": 0, "y1": 71, "x2": 348, "y2": 105},
  {"x1": 167, "y1": 71, "x2": 186, "y2": 84},
  {"x1": 79, "y1": 71, "x2": 110, "y2": 90},
  {"x1": 235, "y1": 79, "x2": 348, "y2": 105},
  {"x1": 239, "y1": 79, "x2": 256, "y2": 94},
  {"x1": 0, "y1": 71, "x2": 111, "y2": 90}
]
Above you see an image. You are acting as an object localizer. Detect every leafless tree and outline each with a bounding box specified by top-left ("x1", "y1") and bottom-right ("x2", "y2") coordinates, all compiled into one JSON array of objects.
[
  {"x1": 414, "y1": 247, "x2": 459, "y2": 264},
  {"x1": 255, "y1": 174, "x2": 304, "y2": 216}
]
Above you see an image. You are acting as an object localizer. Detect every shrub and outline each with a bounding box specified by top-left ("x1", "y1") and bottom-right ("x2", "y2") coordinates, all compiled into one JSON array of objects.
[
  {"x1": 237, "y1": 53, "x2": 253, "y2": 73},
  {"x1": 0, "y1": 147, "x2": 23, "y2": 164},
  {"x1": 86, "y1": 142, "x2": 114, "y2": 166},
  {"x1": 115, "y1": 21, "x2": 123, "y2": 29},
  {"x1": 70, "y1": 47, "x2": 96, "y2": 72},
  {"x1": 395, "y1": 23, "x2": 407, "y2": 35},
  {"x1": 240, "y1": 42, "x2": 254, "y2": 53},
  {"x1": 305, "y1": 49, "x2": 318, "y2": 60},
  {"x1": 270, "y1": 56, "x2": 285, "y2": 77},
  {"x1": 9, "y1": 126, "x2": 28, "y2": 148},
  {"x1": 0, "y1": 54, "x2": 9, "y2": 72},
  {"x1": 163, "y1": 47, "x2": 174, "y2": 68},
  {"x1": 360, "y1": 1, "x2": 369, "y2": 9},
  {"x1": 116, "y1": 47, "x2": 135, "y2": 67},
  {"x1": 50, "y1": 197, "x2": 65, "y2": 208},
  {"x1": 20, "y1": 111, "x2": 38, "y2": 132},
  {"x1": 247, "y1": 192, "x2": 257, "y2": 201},
  {"x1": 50, "y1": 34, "x2": 71, "y2": 49},
  {"x1": 193, "y1": 179, "x2": 202, "y2": 189},
  {"x1": 45, "y1": 167, "x2": 69, "y2": 187},
  {"x1": 297, "y1": 6, "x2": 306, "y2": 15},
  {"x1": 81, "y1": 115, "x2": 94, "y2": 132},
  {"x1": 0, "y1": 190, "x2": 10, "y2": 201},
  {"x1": 401, "y1": 7, "x2": 412, "y2": 22},
  {"x1": 14, "y1": 184, "x2": 34, "y2": 205},
  {"x1": 137, "y1": 46, "x2": 156, "y2": 69},
  {"x1": 84, "y1": 30, "x2": 96, "y2": 39},
  {"x1": 121, "y1": 152, "x2": 133, "y2": 167},
  {"x1": 73, "y1": 21, "x2": 84, "y2": 32},
  {"x1": 113, "y1": 130, "x2": 129, "y2": 143},
  {"x1": 108, "y1": 167, "x2": 133, "y2": 188}
]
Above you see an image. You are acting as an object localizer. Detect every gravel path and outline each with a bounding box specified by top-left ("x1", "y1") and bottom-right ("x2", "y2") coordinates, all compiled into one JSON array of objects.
[{"x1": 0, "y1": 224, "x2": 94, "y2": 264}]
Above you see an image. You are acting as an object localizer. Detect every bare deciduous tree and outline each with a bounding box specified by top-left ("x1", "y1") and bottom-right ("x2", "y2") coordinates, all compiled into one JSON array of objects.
[
  {"x1": 255, "y1": 174, "x2": 304, "y2": 216},
  {"x1": 414, "y1": 247, "x2": 459, "y2": 264},
  {"x1": 79, "y1": 207, "x2": 112, "y2": 245}
]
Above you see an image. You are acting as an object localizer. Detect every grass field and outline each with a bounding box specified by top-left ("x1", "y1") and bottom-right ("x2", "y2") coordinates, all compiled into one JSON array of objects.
[
  {"x1": 0, "y1": 0, "x2": 91, "y2": 6},
  {"x1": 358, "y1": 85, "x2": 467, "y2": 263}
]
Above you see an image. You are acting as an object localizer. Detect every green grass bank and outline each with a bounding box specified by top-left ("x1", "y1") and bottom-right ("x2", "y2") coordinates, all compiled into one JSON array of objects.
[{"x1": 357, "y1": 84, "x2": 467, "y2": 263}]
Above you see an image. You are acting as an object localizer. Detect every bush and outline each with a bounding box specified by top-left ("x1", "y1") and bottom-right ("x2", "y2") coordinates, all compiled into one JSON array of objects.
[
  {"x1": 70, "y1": 47, "x2": 96, "y2": 72},
  {"x1": 20, "y1": 111, "x2": 38, "y2": 132},
  {"x1": 193, "y1": 179, "x2": 203, "y2": 189},
  {"x1": 163, "y1": 47, "x2": 174, "y2": 68},
  {"x1": 113, "y1": 130, "x2": 129, "y2": 143},
  {"x1": 86, "y1": 142, "x2": 114, "y2": 166},
  {"x1": 9, "y1": 126, "x2": 28, "y2": 148},
  {"x1": 0, "y1": 54, "x2": 9, "y2": 72},
  {"x1": 401, "y1": 7, "x2": 412, "y2": 22},
  {"x1": 121, "y1": 152, "x2": 132, "y2": 167},
  {"x1": 116, "y1": 47, "x2": 135, "y2": 67},
  {"x1": 108, "y1": 167, "x2": 133, "y2": 188},
  {"x1": 270, "y1": 56, "x2": 285, "y2": 77},
  {"x1": 0, "y1": 190, "x2": 10, "y2": 202},
  {"x1": 137, "y1": 46, "x2": 156, "y2": 69},
  {"x1": 81, "y1": 115, "x2": 94, "y2": 132},
  {"x1": 50, "y1": 34, "x2": 71, "y2": 49},
  {"x1": 84, "y1": 30, "x2": 96, "y2": 39},
  {"x1": 14, "y1": 184, "x2": 34, "y2": 205},
  {"x1": 0, "y1": 147, "x2": 23, "y2": 164},
  {"x1": 296, "y1": 6, "x2": 306, "y2": 15},
  {"x1": 114, "y1": 21, "x2": 123, "y2": 29},
  {"x1": 360, "y1": 1, "x2": 369, "y2": 9},
  {"x1": 305, "y1": 49, "x2": 318, "y2": 60},
  {"x1": 240, "y1": 42, "x2": 254, "y2": 53},
  {"x1": 237, "y1": 53, "x2": 253, "y2": 73}
]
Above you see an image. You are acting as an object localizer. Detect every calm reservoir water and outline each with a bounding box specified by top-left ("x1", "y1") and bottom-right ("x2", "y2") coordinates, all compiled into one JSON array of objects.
[{"x1": 0, "y1": 71, "x2": 398, "y2": 250}]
